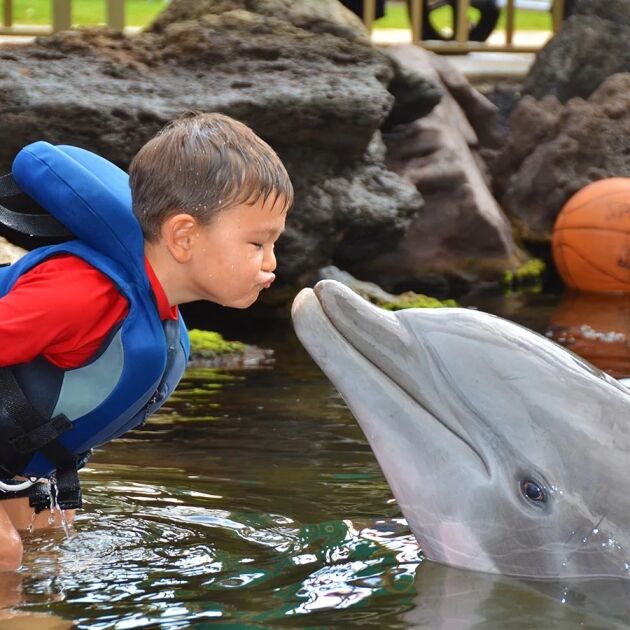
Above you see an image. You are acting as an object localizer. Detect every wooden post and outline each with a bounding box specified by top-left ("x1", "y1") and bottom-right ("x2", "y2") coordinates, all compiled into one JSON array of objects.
[
  {"x1": 505, "y1": 0, "x2": 515, "y2": 45},
  {"x1": 455, "y1": 0, "x2": 469, "y2": 43},
  {"x1": 362, "y1": 0, "x2": 376, "y2": 33},
  {"x1": 3, "y1": 0, "x2": 13, "y2": 28},
  {"x1": 52, "y1": 0, "x2": 71, "y2": 32},
  {"x1": 551, "y1": 0, "x2": 565, "y2": 33},
  {"x1": 106, "y1": 0, "x2": 125, "y2": 31},
  {"x1": 410, "y1": 0, "x2": 423, "y2": 43}
]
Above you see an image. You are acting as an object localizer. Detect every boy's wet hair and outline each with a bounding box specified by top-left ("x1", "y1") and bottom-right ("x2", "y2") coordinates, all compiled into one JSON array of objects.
[{"x1": 129, "y1": 112, "x2": 293, "y2": 241}]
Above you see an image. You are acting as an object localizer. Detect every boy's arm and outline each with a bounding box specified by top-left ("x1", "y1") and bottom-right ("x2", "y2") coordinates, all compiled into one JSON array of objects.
[{"x1": 0, "y1": 255, "x2": 129, "y2": 369}]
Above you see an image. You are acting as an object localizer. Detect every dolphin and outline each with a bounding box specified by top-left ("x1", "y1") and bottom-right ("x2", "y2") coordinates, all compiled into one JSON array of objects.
[{"x1": 291, "y1": 280, "x2": 630, "y2": 580}]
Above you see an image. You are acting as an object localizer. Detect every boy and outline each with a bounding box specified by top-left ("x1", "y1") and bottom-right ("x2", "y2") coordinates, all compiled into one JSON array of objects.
[{"x1": 0, "y1": 112, "x2": 293, "y2": 570}]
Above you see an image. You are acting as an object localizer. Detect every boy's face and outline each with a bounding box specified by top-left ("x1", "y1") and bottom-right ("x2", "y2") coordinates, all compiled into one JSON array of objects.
[{"x1": 188, "y1": 195, "x2": 287, "y2": 308}]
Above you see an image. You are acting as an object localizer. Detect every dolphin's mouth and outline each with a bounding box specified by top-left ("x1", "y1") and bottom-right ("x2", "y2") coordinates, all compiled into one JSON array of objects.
[{"x1": 292, "y1": 281, "x2": 490, "y2": 477}]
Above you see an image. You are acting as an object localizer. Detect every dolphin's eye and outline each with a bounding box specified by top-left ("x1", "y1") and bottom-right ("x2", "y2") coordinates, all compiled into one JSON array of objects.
[{"x1": 521, "y1": 480, "x2": 546, "y2": 503}]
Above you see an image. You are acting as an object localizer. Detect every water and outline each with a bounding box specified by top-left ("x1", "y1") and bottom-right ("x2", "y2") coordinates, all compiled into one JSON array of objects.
[{"x1": 3, "y1": 290, "x2": 630, "y2": 628}]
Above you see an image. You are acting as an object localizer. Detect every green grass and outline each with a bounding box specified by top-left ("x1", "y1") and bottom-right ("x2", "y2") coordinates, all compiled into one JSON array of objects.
[
  {"x1": 1, "y1": 0, "x2": 553, "y2": 31},
  {"x1": 1, "y1": 0, "x2": 167, "y2": 26}
]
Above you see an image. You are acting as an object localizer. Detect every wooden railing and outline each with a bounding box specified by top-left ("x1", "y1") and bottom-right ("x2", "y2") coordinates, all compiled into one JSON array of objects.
[
  {"x1": 1, "y1": 0, "x2": 125, "y2": 35},
  {"x1": 362, "y1": 0, "x2": 566, "y2": 52},
  {"x1": 1, "y1": 0, "x2": 565, "y2": 52}
]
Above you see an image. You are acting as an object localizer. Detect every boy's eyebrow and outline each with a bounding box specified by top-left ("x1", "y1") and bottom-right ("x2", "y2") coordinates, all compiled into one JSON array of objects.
[{"x1": 252, "y1": 226, "x2": 286, "y2": 237}]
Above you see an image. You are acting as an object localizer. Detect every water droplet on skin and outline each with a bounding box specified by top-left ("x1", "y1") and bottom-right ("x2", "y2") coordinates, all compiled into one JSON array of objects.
[{"x1": 27, "y1": 511, "x2": 37, "y2": 534}]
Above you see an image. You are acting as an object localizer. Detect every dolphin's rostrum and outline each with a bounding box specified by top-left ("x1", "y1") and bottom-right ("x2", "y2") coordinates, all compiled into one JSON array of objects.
[{"x1": 291, "y1": 280, "x2": 630, "y2": 580}]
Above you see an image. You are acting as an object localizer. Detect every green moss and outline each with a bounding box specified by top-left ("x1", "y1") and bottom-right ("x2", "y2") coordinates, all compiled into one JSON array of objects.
[
  {"x1": 188, "y1": 329, "x2": 246, "y2": 356},
  {"x1": 185, "y1": 368, "x2": 240, "y2": 382},
  {"x1": 503, "y1": 258, "x2": 546, "y2": 285},
  {"x1": 379, "y1": 291, "x2": 458, "y2": 311}
]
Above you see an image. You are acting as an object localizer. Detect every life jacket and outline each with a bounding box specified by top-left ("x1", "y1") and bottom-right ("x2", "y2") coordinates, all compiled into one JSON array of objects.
[{"x1": 0, "y1": 141, "x2": 190, "y2": 480}]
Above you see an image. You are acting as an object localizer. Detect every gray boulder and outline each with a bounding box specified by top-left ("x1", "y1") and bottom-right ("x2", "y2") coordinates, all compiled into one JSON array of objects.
[
  {"x1": 383, "y1": 53, "x2": 443, "y2": 129},
  {"x1": 148, "y1": 0, "x2": 370, "y2": 42},
  {"x1": 492, "y1": 73, "x2": 630, "y2": 242},
  {"x1": 355, "y1": 46, "x2": 526, "y2": 290},
  {"x1": 0, "y1": 0, "x2": 424, "y2": 282},
  {"x1": 524, "y1": 0, "x2": 630, "y2": 101}
]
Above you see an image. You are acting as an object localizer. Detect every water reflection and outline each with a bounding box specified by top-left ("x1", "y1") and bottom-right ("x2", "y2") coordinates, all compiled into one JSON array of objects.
[
  {"x1": 19, "y1": 485, "x2": 420, "y2": 627},
  {"x1": 406, "y1": 563, "x2": 630, "y2": 629},
  {"x1": 7, "y1": 358, "x2": 423, "y2": 628},
  {"x1": 547, "y1": 292, "x2": 630, "y2": 378}
]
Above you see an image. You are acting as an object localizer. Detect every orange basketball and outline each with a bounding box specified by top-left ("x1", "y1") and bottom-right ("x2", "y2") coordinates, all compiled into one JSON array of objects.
[{"x1": 552, "y1": 178, "x2": 630, "y2": 293}]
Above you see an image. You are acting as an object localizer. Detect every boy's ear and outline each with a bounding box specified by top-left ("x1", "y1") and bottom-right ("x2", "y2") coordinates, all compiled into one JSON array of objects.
[{"x1": 161, "y1": 213, "x2": 199, "y2": 263}]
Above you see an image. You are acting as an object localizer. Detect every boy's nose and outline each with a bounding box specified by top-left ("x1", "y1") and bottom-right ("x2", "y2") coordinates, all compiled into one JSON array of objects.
[{"x1": 263, "y1": 248, "x2": 277, "y2": 273}]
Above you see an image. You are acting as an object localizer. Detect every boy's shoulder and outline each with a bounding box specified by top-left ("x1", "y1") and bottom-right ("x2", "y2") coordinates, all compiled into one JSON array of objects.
[
  {"x1": 13, "y1": 253, "x2": 127, "y2": 312},
  {"x1": 23, "y1": 253, "x2": 113, "y2": 280}
]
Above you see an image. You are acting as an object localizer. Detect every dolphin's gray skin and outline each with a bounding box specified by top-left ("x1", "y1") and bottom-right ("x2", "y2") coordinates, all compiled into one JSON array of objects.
[{"x1": 291, "y1": 280, "x2": 630, "y2": 579}]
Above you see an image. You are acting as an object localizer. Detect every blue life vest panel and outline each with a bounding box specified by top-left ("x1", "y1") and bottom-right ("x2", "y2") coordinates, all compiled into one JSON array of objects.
[{"x1": 0, "y1": 142, "x2": 189, "y2": 477}]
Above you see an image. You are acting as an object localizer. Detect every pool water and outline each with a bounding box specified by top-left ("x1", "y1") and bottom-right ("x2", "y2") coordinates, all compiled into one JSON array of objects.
[{"x1": 4, "y1": 290, "x2": 630, "y2": 628}]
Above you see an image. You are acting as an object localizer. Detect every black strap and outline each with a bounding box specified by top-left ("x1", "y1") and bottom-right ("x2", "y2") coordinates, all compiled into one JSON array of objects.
[
  {"x1": 0, "y1": 173, "x2": 22, "y2": 197},
  {"x1": 0, "y1": 173, "x2": 73, "y2": 238},
  {"x1": 0, "y1": 479, "x2": 42, "y2": 500},
  {"x1": 0, "y1": 204, "x2": 73, "y2": 238},
  {"x1": 0, "y1": 369, "x2": 74, "y2": 469},
  {"x1": 29, "y1": 463, "x2": 83, "y2": 513},
  {"x1": 9, "y1": 415, "x2": 72, "y2": 454}
]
